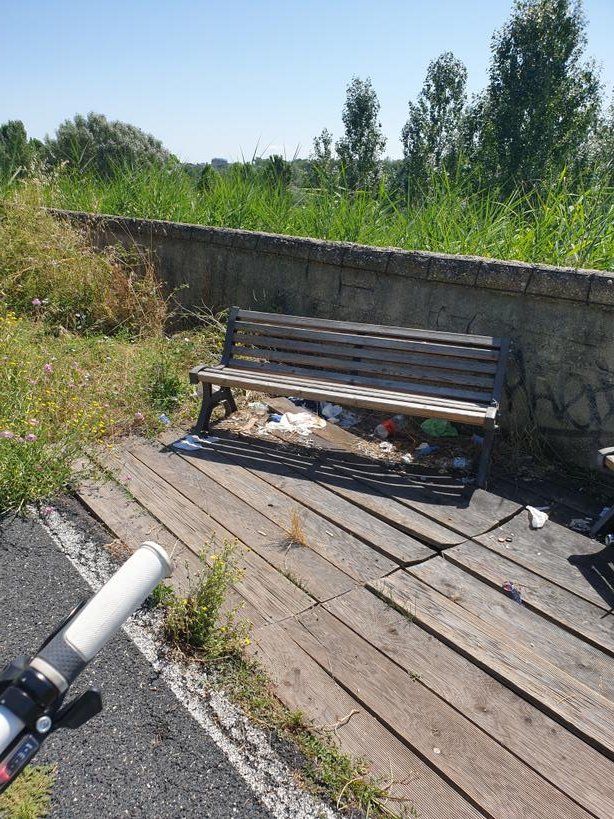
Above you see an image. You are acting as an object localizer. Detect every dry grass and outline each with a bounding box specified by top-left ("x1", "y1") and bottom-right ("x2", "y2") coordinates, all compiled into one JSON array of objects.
[
  {"x1": 288, "y1": 509, "x2": 308, "y2": 546},
  {"x1": 0, "y1": 183, "x2": 166, "y2": 335}
]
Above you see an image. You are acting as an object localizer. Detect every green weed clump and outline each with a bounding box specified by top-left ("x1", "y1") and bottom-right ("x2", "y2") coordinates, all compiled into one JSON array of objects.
[
  {"x1": 0, "y1": 188, "x2": 225, "y2": 512},
  {"x1": 163, "y1": 542, "x2": 251, "y2": 660},
  {"x1": 0, "y1": 184, "x2": 166, "y2": 335},
  {"x1": 0, "y1": 765, "x2": 56, "y2": 818}
]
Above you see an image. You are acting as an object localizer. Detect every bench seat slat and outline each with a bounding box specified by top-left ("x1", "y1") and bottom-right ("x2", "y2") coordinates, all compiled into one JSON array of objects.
[
  {"x1": 231, "y1": 347, "x2": 496, "y2": 390},
  {"x1": 232, "y1": 332, "x2": 499, "y2": 375},
  {"x1": 236, "y1": 310, "x2": 503, "y2": 349},
  {"x1": 198, "y1": 366, "x2": 490, "y2": 412},
  {"x1": 234, "y1": 322, "x2": 500, "y2": 362},
  {"x1": 227, "y1": 358, "x2": 492, "y2": 404},
  {"x1": 196, "y1": 368, "x2": 490, "y2": 426}
]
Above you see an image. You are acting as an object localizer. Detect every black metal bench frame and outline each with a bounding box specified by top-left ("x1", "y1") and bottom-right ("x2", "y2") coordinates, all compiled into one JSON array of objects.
[{"x1": 189, "y1": 307, "x2": 511, "y2": 488}]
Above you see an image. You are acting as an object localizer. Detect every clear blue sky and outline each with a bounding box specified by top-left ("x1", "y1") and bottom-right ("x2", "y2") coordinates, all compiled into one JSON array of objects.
[{"x1": 2, "y1": 0, "x2": 613, "y2": 162}]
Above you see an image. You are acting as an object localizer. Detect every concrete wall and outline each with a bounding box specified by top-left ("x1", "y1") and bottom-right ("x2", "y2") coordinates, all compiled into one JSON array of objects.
[{"x1": 54, "y1": 209, "x2": 614, "y2": 468}]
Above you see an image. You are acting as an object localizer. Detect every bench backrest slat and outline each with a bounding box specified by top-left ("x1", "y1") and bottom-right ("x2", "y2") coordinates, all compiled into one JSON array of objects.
[
  {"x1": 223, "y1": 308, "x2": 508, "y2": 408},
  {"x1": 236, "y1": 309, "x2": 503, "y2": 349}
]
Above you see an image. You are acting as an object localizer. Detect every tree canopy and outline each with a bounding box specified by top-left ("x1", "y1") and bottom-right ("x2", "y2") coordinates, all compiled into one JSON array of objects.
[{"x1": 45, "y1": 112, "x2": 176, "y2": 177}]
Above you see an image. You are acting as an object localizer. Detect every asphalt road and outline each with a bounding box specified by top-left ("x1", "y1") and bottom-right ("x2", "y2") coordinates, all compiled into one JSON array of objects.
[{"x1": 0, "y1": 514, "x2": 273, "y2": 819}]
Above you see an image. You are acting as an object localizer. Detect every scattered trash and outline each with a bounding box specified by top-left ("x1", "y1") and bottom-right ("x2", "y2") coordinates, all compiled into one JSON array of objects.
[
  {"x1": 158, "y1": 413, "x2": 171, "y2": 426},
  {"x1": 401, "y1": 453, "x2": 414, "y2": 465},
  {"x1": 471, "y1": 434, "x2": 484, "y2": 446},
  {"x1": 414, "y1": 442, "x2": 439, "y2": 458},
  {"x1": 452, "y1": 456, "x2": 470, "y2": 470},
  {"x1": 569, "y1": 517, "x2": 593, "y2": 533},
  {"x1": 288, "y1": 397, "x2": 320, "y2": 413},
  {"x1": 248, "y1": 401, "x2": 269, "y2": 415},
  {"x1": 173, "y1": 434, "x2": 220, "y2": 451},
  {"x1": 379, "y1": 441, "x2": 394, "y2": 453},
  {"x1": 527, "y1": 506, "x2": 548, "y2": 529},
  {"x1": 337, "y1": 409, "x2": 360, "y2": 429},
  {"x1": 241, "y1": 417, "x2": 259, "y2": 433},
  {"x1": 265, "y1": 411, "x2": 327, "y2": 437},
  {"x1": 374, "y1": 414, "x2": 407, "y2": 440},
  {"x1": 420, "y1": 419, "x2": 459, "y2": 437},
  {"x1": 433, "y1": 747, "x2": 441, "y2": 755},
  {"x1": 502, "y1": 581, "x2": 523, "y2": 604},
  {"x1": 605, "y1": 533, "x2": 614, "y2": 546},
  {"x1": 321, "y1": 402, "x2": 343, "y2": 420}
]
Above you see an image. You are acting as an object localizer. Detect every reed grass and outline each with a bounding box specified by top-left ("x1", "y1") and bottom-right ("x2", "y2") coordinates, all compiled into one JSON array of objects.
[{"x1": 24, "y1": 164, "x2": 614, "y2": 271}]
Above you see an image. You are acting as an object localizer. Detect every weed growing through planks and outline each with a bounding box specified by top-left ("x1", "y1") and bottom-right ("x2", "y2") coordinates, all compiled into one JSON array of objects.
[
  {"x1": 0, "y1": 765, "x2": 56, "y2": 818},
  {"x1": 281, "y1": 569, "x2": 310, "y2": 594},
  {"x1": 149, "y1": 581, "x2": 175, "y2": 608},
  {"x1": 215, "y1": 656, "x2": 406, "y2": 818},
  {"x1": 288, "y1": 509, "x2": 308, "y2": 546},
  {"x1": 162, "y1": 541, "x2": 251, "y2": 660}
]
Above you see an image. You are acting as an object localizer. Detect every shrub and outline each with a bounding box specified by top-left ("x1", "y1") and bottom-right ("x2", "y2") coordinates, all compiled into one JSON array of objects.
[
  {"x1": 0, "y1": 184, "x2": 166, "y2": 335},
  {"x1": 164, "y1": 542, "x2": 250, "y2": 660}
]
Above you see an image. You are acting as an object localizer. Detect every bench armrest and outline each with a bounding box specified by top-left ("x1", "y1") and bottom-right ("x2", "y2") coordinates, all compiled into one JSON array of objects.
[{"x1": 189, "y1": 363, "x2": 224, "y2": 383}]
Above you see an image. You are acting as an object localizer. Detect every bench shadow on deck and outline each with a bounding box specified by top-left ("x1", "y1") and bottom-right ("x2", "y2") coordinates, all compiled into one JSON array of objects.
[{"x1": 77, "y1": 409, "x2": 614, "y2": 819}]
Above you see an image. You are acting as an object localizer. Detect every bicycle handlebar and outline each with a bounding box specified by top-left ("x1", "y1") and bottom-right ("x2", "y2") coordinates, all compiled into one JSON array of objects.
[{"x1": 0, "y1": 541, "x2": 171, "y2": 790}]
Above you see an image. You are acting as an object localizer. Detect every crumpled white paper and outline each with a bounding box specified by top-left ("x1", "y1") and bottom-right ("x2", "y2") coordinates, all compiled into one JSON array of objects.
[
  {"x1": 265, "y1": 411, "x2": 327, "y2": 436},
  {"x1": 527, "y1": 505, "x2": 549, "y2": 529}
]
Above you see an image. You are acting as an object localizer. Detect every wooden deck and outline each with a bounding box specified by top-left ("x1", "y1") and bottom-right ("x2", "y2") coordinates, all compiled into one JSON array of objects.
[{"x1": 78, "y1": 399, "x2": 614, "y2": 819}]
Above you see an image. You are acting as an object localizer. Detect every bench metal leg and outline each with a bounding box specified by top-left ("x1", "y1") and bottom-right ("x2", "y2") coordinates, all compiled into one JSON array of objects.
[
  {"x1": 194, "y1": 384, "x2": 237, "y2": 433},
  {"x1": 476, "y1": 425, "x2": 495, "y2": 489},
  {"x1": 590, "y1": 504, "x2": 614, "y2": 537}
]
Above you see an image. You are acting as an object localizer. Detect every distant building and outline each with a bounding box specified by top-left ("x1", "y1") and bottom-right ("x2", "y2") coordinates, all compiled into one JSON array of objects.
[{"x1": 211, "y1": 157, "x2": 228, "y2": 168}]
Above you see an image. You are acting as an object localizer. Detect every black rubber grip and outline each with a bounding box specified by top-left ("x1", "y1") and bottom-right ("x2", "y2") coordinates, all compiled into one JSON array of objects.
[{"x1": 37, "y1": 637, "x2": 86, "y2": 685}]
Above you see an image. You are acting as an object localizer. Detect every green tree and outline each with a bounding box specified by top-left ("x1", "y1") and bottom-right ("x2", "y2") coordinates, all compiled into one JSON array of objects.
[
  {"x1": 476, "y1": 0, "x2": 600, "y2": 189},
  {"x1": 0, "y1": 120, "x2": 33, "y2": 179},
  {"x1": 400, "y1": 52, "x2": 467, "y2": 196},
  {"x1": 309, "y1": 127, "x2": 335, "y2": 185},
  {"x1": 335, "y1": 77, "x2": 386, "y2": 190},
  {"x1": 45, "y1": 112, "x2": 175, "y2": 177}
]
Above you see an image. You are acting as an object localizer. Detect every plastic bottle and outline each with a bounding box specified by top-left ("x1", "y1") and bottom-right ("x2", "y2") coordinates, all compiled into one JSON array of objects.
[{"x1": 374, "y1": 414, "x2": 407, "y2": 440}]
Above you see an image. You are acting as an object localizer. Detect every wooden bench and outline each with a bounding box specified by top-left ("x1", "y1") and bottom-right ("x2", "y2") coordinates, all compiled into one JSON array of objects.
[{"x1": 189, "y1": 308, "x2": 511, "y2": 487}]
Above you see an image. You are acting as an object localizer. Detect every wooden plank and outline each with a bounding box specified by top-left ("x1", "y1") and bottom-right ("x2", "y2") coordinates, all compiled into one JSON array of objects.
[
  {"x1": 96, "y1": 445, "x2": 313, "y2": 623},
  {"x1": 199, "y1": 431, "x2": 450, "y2": 556},
  {"x1": 326, "y1": 587, "x2": 614, "y2": 819},
  {"x1": 197, "y1": 370, "x2": 490, "y2": 425},
  {"x1": 231, "y1": 346, "x2": 496, "y2": 390},
  {"x1": 221, "y1": 366, "x2": 492, "y2": 411},
  {"x1": 234, "y1": 309, "x2": 503, "y2": 348},
  {"x1": 370, "y1": 570, "x2": 614, "y2": 758},
  {"x1": 76, "y1": 473, "x2": 265, "y2": 627},
  {"x1": 159, "y1": 428, "x2": 400, "y2": 580},
  {"x1": 233, "y1": 331, "x2": 500, "y2": 374},
  {"x1": 445, "y1": 541, "x2": 614, "y2": 655},
  {"x1": 77, "y1": 475, "x2": 191, "y2": 589},
  {"x1": 127, "y1": 440, "x2": 356, "y2": 602},
  {"x1": 266, "y1": 398, "x2": 502, "y2": 545},
  {"x1": 227, "y1": 358, "x2": 493, "y2": 404},
  {"x1": 409, "y1": 557, "x2": 613, "y2": 699},
  {"x1": 475, "y1": 515, "x2": 614, "y2": 610},
  {"x1": 324, "y1": 450, "x2": 521, "y2": 538},
  {"x1": 251, "y1": 622, "x2": 482, "y2": 819},
  {"x1": 285, "y1": 606, "x2": 593, "y2": 819}
]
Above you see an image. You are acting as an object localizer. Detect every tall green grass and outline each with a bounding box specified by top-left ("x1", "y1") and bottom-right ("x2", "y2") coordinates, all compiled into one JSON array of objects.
[{"x1": 8, "y1": 165, "x2": 614, "y2": 269}]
